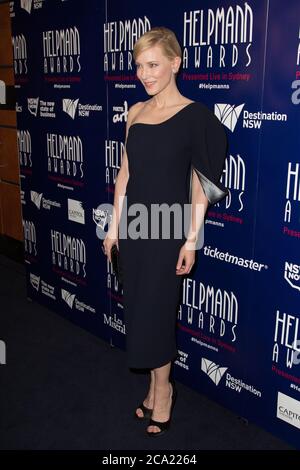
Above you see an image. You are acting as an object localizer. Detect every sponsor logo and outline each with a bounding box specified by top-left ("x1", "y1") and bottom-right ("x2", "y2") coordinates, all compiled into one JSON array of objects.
[
  {"x1": 103, "y1": 312, "x2": 125, "y2": 334},
  {"x1": 27, "y1": 98, "x2": 56, "y2": 118},
  {"x1": 201, "y1": 358, "x2": 262, "y2": 396},
  {"x1": 291, "y1": 28, "x2": 300, "y2": 104},
  {"x1": 61, "y1": 288, "x2": 76, "y2": 308},
  {"x1": 30, "y1": 273, "x2": 40, "y2": 291},
  {"x1": 203, "y1": 245, "x2": 267, "y2": 271},
  {"x1": 215, "y1": 104, "x2": 244, "y2": 132},
  {"x1": 175, "y1": 350, "x2": 190, "y2": 371},
  {"x1": 30, "y1": 273, "x2": 56, "y2": 299},
  {"x1": 62, "y1": 99, "x2": 79, "y2": 119},
  {"x1": 93, "y1": 207, "x2": 112, "y2": 230},
  {"x1": 61, "y1": 288, "x2": 95, "y2": 313},
  {"x1": 21, "y1": 0, "x2": 32, "y2": 13},
  {"x1": 291, "y1": 80, "x2": 300, "y2": 105},
  {"x1": 30, "y1": 191, "x2": 43, "y2": 209},
  {"x1": 277, "y1": 392, "x2": 300, "y2": 429},
  {"x1": 30, "y1": 191, "x2": 61, "y2": 210},
  {"x1": 21, "y1": 0, "x2": 45, "y2": 12},
  {"x1": 201, "y1": 358, "x2": 227, "y2": 385},
  {"x1": 68, "y1": 199, "x2": 85, "y2": 224},
  {"x1": 112, "y1": 101, "x2": 129, "y2": 123},
  {"x1": 28, "y1": 97, "x2": 39, "y2": 116},
  {"x1": 62, "y1": 98, "x2": 102, "y2": 118},
  {"x1": 284, "y1": 262, "x2": 300, "y2": 291},
  {"x1": 175, "y1": 350, "x2": 190, "y2": 370},
  {"x1": 215, "y1": 103, "x2": 287, "y2": 131}
]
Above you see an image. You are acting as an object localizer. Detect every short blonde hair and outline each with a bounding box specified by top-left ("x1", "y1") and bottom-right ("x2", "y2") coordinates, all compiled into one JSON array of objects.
[{"x1": 133, "y1": 27, "x2": 182, "y2": 68}]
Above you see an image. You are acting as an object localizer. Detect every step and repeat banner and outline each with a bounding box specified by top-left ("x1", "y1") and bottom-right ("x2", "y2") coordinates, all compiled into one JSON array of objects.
[{"x1": 10, "y1": 0, "x2": 300, "y2": 448}]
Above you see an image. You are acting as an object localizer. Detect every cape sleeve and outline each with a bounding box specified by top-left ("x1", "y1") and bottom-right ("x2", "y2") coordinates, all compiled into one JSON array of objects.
[{"x1": 190, "y1": 105, "x2": 228, "y2": 205}]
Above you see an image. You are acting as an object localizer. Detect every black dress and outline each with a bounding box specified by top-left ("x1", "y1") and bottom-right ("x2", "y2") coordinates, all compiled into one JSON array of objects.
[{"x1": 118, "y1": 101, "x2": 228, "y2": 369}]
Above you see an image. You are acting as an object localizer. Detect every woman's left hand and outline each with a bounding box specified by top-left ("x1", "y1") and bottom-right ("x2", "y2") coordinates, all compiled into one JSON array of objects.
[{"x1": 176, "y1": 241, "x2": 196, "y2": 275}]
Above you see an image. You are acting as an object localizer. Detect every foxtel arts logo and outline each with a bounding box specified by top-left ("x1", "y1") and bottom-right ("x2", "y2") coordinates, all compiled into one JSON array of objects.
[
  {"x1": 30, "y1": 191, "x2": 43, "y2": 209},
  {"x1": 201, "y1": 358, "x2": 227, "y2": 385},
  {"x1": 284, "y1": 262, "x2": 300, "y2": 292},
  {"x1": 30, "y1": 273, "x2": 40, "y2": 291},
  {"x1": 63, "y1": 99, "x2": 79, "y2": 119},
  {"x1": 215, "y1": 103, "x2": 245, "y2": 132},
  {"x1": 0, "y1": 340, "x2": 6, "y2": 365},
  {"x1": 28, "y1": 97, "x2": 39, "y2": 116}
]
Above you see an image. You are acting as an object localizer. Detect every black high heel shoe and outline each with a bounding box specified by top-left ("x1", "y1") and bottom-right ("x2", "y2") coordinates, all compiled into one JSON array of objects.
[
  {"x1": 134, "y1": 402, "x2": 153, "y2": 421},
  {"x1": 146, "y1": 381, "x2": 177, "y2": 437}
]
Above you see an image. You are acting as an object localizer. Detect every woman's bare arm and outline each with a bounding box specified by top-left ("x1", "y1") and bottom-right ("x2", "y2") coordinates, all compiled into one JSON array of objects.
[
  {"x1": 104, "y1": 103, "x2": 141, "y2": 259},
  {"x1": 176, "y1": 170, "x2": 208, "y2": 275}
]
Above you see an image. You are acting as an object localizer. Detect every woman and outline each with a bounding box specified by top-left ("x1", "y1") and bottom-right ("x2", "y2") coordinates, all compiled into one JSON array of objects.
[{"x1": 102, "y1": 27, "x2": 228, "y2": 436}]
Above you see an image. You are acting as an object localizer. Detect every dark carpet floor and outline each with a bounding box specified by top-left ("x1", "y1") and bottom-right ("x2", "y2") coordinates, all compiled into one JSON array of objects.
[{"x1": 0, "y1": 254, "x2": 295, "y2": 450}]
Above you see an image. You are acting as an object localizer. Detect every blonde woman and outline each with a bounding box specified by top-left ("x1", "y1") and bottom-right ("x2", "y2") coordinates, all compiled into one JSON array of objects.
[{"x1": 103, "y1": 26, "x2": 228, "y2": 436}]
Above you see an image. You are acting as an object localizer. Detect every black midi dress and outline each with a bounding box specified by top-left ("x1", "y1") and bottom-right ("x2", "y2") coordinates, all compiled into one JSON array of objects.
[{"x1": 118, "y1": 101, "x2": 228, "y2": 369}]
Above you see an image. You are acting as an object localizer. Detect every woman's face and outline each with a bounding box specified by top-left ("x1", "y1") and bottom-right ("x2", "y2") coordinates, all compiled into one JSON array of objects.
[{"x1": 135, "y1": 45, "x2": 178, "y2": 95}]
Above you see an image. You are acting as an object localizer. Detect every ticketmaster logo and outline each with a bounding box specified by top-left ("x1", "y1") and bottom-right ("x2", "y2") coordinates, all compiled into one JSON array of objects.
[
  {"x1": 215, "y1": 103, "x2": 245, "y2": 132},
  {"x1": 21, "y1": 0, "x2": 32, "y2": 14},
  {"x1": 63, "y1": 99, "x2": 79, "y2": 119},
  {"x1": 203, "y1": 245, "x2": 267, "y2": 272},
  {"x1": 61, "y1": 288, "x2": 76, "y2": 308},
  {"x1": 30, "y1": 191, "x2": 43, "y2": 209},
  {"x1": 201, "y1": 358, "x2": 227, "y2": 385}
]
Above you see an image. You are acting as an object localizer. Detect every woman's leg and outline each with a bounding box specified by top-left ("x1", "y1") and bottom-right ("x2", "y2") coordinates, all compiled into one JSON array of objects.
[
  {"x1": 135, "y1": 369, "x2": 156, "y2": 417},
  {"x1": 147, "y1": 361, "x2": 173, "y2": 434}
]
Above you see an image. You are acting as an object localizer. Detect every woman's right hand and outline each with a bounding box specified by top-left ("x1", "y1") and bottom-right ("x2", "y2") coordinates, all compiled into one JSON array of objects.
[{"x1": 102, "y1": 228, "x2": 118, "y2": 263}]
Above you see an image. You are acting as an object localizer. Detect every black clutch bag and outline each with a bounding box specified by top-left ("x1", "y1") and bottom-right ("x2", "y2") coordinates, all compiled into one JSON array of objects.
[{"x1": 110, "y1": 244, "x2": 123, "y2": 283}]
